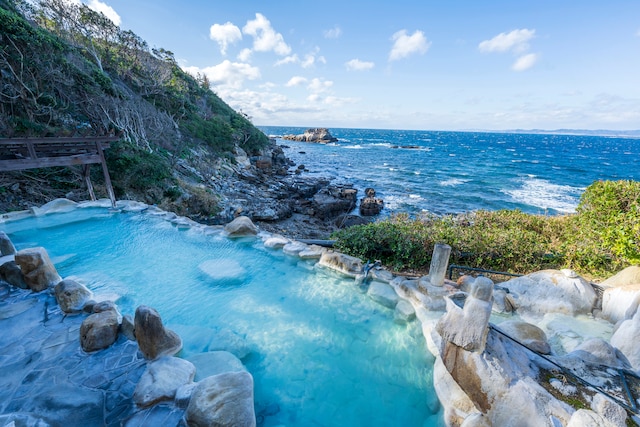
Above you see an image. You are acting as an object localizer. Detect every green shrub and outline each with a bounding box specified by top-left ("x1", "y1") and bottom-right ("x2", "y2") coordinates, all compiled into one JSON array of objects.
[{"x1": 332, "y1": 180, "x2": 640, "y2": 280}]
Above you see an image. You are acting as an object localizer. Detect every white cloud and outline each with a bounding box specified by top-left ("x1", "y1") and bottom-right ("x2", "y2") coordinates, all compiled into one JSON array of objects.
[
  {"x1": 301, "y1": 47, "x2": 326, "y2": 69},
  {"x1": 183, "y1": 60, "x2": 260, "y2": 90},
  {"x1": 345, "y1": 59, "x2": 375, "y2": 71},
  {"x1": 479, "y1": 29, "x2": 535, "y2": 54},
  {"x1": 243, "y1": 13, "x2": 291, "y2": 56},
  {"x1": 307, "y1": 78, "x2": 333, "y2": 93},
  {"x1": 389, "y1": 30, "x2": 431, "y2": 61},
  {"x1": 87, "y1": 0, "x2": 121, "y2": 26},
  {"x1": 324, "y1": 26, "x2": 342, "y2": 39},
  {"x1": 512, "y1": 53, "x2": 539, "y2": 71},
  {"x1": 209, "y1": 22, "x2": 242, "y2": 55},
  {"x1": 275, "y1": 55, "x2": 299, "y2": 66},
  {"x1": 237, "y1": 48, "x2": 252, "y2": 62},
  {"x1": 286, "y1": 76, "x2": 307, "y2": 87}
]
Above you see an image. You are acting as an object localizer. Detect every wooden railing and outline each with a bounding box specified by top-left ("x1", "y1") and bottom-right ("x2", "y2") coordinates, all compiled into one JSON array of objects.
[{"x1": 0, "y1": 136, "x2": 120, "y2": 208}]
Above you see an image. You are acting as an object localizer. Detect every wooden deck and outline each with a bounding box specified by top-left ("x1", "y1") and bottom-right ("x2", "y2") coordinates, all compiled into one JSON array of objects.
[{"x1": 0, "y1": 136, "x2": 120, "y2": 208}]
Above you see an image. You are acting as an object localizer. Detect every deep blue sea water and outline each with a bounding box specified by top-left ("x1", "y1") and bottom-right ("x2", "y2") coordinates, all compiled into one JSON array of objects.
[{"x1": 260, "y1": 126, "x2": 640, "y2": 216}]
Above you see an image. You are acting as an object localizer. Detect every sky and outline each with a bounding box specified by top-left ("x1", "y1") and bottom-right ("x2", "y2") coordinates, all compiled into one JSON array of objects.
[{"x1": 79, "y1": 0, "x2": 640, "y2": 131}]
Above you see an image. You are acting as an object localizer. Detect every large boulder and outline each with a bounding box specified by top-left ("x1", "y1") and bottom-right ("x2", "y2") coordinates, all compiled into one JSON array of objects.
[
  {"x1": 602, "y1": 283, "x2": 640, "y2": 323},
  {"x1": 133, "y1": 356, "x2": 196, "y2": 407},
  {"x1": 318, "y1": 251, "x2": 362, "y2": 277},
  {"x1": 600, "y1": 267, "x2": 640, "y2": 323},
  {"x1": 14, "y1": 247, "x2": 61, "y2": 292},
  {"x1": 134, "y1": 305, "x2": 183, "y2": 360},
  {"x1": 311, "y1": 185, "x2": 357, "y2": 220},
  {"x1": 224, "y1": 216, "x2": 258, "y2": 237},
  {"x1": 600, "y1": 266, "x2": 640, "y2": 289},
  {"x1": 0, "y1": 231, "x2": 16, "y2": 256},
  {"x1": 610, "y1": 309, "x2": 640, "y2": 372},
  {"x1": 54, "y1": 279, "x2": 93, "y2": 313},
  {"x1": 500, "y1": 269, "x2": 597, "y2": 316},
  {"x1": 186, "y1": 371, "x2": 256, "y2": 427},
  {"x1": 80, "y1": 308, "x2": 119, "y2": 352}
]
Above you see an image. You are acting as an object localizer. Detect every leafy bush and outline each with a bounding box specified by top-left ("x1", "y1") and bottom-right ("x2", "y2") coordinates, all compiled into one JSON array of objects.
[
  {"x1": 560, "y1": 180, "x2": 640, "y2": 275},
  {"x1": 332, "y1": 180, "x2": 640, "y2": 279}
]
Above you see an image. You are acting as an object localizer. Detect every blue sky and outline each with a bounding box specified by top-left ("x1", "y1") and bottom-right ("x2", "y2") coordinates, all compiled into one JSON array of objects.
[{"x1": 82, "y1": 0, "x2": 640, "y2": 131}]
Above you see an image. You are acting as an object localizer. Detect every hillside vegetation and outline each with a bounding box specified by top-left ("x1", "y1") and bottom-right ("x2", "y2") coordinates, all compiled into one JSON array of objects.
[
  {"x1": 0, "y1": 0, "x2": 268, "y2": 213},
  {"x1": 333, "y1": 180, "x2": 640, "y2": 280}
]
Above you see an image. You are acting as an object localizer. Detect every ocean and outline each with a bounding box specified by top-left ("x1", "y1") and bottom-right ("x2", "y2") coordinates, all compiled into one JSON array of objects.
[{"x1": 260, "y1": 126, "x2": 640, "y2": 217}]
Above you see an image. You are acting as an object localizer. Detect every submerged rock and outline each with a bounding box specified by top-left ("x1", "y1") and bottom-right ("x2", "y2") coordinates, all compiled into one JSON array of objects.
[
  {"x1": 14, "y1": 247, "x2": 61, "y2": 292},
  {"x1": 367, "y1": 281, "x2": 399, "y2": 309}
]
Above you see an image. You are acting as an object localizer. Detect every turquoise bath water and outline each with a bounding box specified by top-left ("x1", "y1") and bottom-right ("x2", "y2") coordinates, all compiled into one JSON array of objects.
[{"x1": 1, "y1": 208, "x2": 442, "y2": 426}]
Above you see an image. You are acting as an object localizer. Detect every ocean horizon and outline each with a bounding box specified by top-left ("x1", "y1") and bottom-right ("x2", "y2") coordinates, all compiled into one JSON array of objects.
[{"x1": 259, "y1": 126, "x2": 640, "y2": 217}]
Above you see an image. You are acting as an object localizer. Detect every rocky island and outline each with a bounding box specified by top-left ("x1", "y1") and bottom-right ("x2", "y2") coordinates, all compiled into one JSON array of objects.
[{"x1": 282, "y1": 128, "x2": 338, "y2": 143}]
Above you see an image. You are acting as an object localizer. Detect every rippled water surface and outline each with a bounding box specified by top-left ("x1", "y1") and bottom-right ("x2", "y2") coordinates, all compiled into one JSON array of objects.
[{"x1": 262, "y1": 127, "x2": 640, "y2": 216}]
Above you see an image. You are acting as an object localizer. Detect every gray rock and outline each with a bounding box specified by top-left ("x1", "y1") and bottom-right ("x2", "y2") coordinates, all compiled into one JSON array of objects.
[
  {"x1": 436, "y1": 276, "x2": 494, "y2": 353},
  {"x1": 80, "y1": 309, "x2": 119, "y2": 352},
  {"x1": 186, "y1": 350, "x2": 247, "y2": 381},
  {"x1": 394, "y1": 300, "x2": 416, "y2": 323},
  {"x1": 175, "y1": 382, "x2": 197, "y2": 409},
  {"x1": 186, "y1": 371, "x2": 256, "y2": 427},
  {"x1": 135, "y1": 305, "x2": 182, "y2": 360},
  {"x1": 495, "y1": 320, "x2": 551, "y2": 354},
  {"x1": 54, "y1": 279, "x2": 93, "y2": 313},
  {"x1": 367, "y1": 281, "x2": 399, "y2": 309},
  {"x1": 501, "y1": 269, "x2": 597, "y2": 316},
  {"x1": 224, "y1": 216, "x2": 258, "y2": 237},
  {"x1": 14, "y1": 247, "x2": 61, "y2": 292},
  {"x1": 590, "y1": 394, "x2": 627, "y2": 426},
  {"x1": 564, "y1": 338, "x2": 627, "y2": 369},
  {"x1": 318, "y1": 251, "x2": 362, "y2": 277},
  {"x1": 121, "y1": 314, "x2": 136, "y2": 340},
  {"x1": 0, "y1": 231, "x2": 17, "y2": 256},
  {"x1": 610, "y1": 309, "x2": 640, "y2": 371},
  {"x1": 133, "y1": 356, "x2": 196, "y2": 407},
  {"x1": 0, "y1": 260, "x2": 27, "y2": 288}
]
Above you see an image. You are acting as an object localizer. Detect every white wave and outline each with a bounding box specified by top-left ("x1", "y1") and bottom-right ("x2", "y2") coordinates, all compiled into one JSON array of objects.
[
  {"x1": 440, "y1": 178, "x2": 470, "y2": 187},
  {"x1": 409, "y1": 194, "x2": 422, "y2": 199},
  {"x1": 343, "y1": 144, "x2": 363, "y2": 149},
  {"x1": 503, "y1": 178, "x2": 584, "y2": 213}
]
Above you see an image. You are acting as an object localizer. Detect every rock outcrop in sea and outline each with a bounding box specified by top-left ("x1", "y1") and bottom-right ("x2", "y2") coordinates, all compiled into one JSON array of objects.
[{"x1": 282, "y1": 127, "x2": 338, "y2": 143}]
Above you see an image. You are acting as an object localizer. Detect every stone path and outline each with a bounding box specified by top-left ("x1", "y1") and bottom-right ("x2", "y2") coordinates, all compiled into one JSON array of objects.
[{"x1": 0, "y1": 283, "x2": 185, "y2": 426}]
